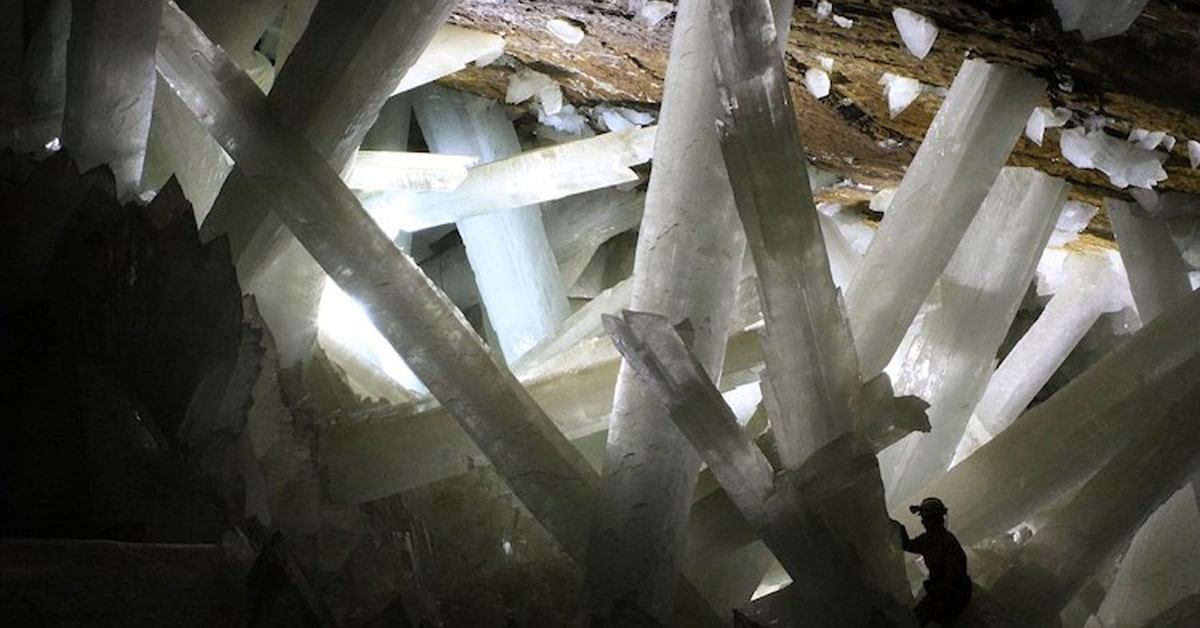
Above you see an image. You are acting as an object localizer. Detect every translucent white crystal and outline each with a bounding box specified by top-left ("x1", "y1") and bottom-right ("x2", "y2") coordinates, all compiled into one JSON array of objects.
[
  {"x1": 1024, "y1": 106, "x2": 1072, "y2": 146},
  {"x1": 1129, "y1": 128, "x2": 1168, "y2": 151},
  {"x1": 1108, "y1": 198, "x2": 1194, "y2": 324},
  {"x1": 547, "y1": 18, "x2": 585, "y2": 44},
  {"x1": 586, "y1": 0, "x2": 750, "y2": 616},
  {"x1": 539, "y1": 104, "x2": 591, "y2": 135},
  {"x1": 413, "y1": 86, "x2": 570, "y2": 363},
  {"x1": 880, "y1": 168, "x2": 1067, "y2": 504},
  {"x1": 318, "y1": 282, "x2": 426, "y2": 392},
  {"x1": 637, "y1": 1, "x2": 675, "y2": 27},
  {"x1": 346, "y1": 151, "x2": 477, "y2": 192},
  {"x1": 159, "y1": 3, "x2": 600, "y2": 563},
  {"x1": 395, "y1": 25, "x2": 505, "y2": 94},
  {"x1": 870, "y1": 188, "x2": 896, "y2": 213},
  {"x1": 816, "y1": 0, "x2": 833, "y2": 20},
  {"x1": 62, "y1": 0, "x2": 160, "y2": 198},
  {"x1": 1090, "y1": 488, "x2": 1200, "y2": 628},
  {"x1": 1047, "y1": 199, "x2": 1098, "y2": 246},
  {"x1": 1163, "y1": 134, "x2": 1177, "y2": 151},
  {"x1": 892, "y1": 8, "x2": 938, "y2": 59},
  {"x1": 538, "y1": 82, "x2": 564, "y2": 116},
  {"x1": 954, "y1": 252, "x2": 1126, "y2": 462},
  {"x1": 385, "y1": 125, "x2": 654, "y2": 231},
  {"x1": 878, "y1": 72, "x2": 921, "y2": 118},
  {"x1": 817, "y1": 55, "x2": 835, "y2": 71},
  {"x1": 594, "y1": 104, "x2": 655, "y2": 131},
  {"x1": 1190, "y1": 140, "x2": 1200, "y2": 168},
  {"x1": 1060, "y1": 127, "x2": 1168, "y2": 189},
  {"x1": 847, "y1": 59, "x2": 1044, "y2": 377},
  {"x1": 833, "y1": 14, "x2": 854, "y2": 28},
  {"x1": 804, "y1": 67, "x2": 831, "y2": 99},
  {"x1": 1084, "y1": 114, "x2": 1109, "y2": 132},
  {"x1": 1053, "y1": 0, "x2": 1150, "y2": 41}
]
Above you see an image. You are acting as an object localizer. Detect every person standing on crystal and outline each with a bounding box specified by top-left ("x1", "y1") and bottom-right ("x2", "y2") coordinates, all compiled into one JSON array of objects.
[{"x1": 892, "y1": 497, "x2": 972, "y2": 626}]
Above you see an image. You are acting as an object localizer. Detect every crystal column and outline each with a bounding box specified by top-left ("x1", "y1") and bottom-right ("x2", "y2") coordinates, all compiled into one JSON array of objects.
[
  {"x1": 879, "y1": 168, "x2": 1067, "y2": 504},
  {"x1": 583, "y1": 0, "x2": 748, "y2": 619},
  {"x1": 845, "y1": 59, "x2": 1044, "y2": 377},
  {"x1": 955, "y1": 253, "x2": 1127, "y2": 461},
  {"x1": 411, "y1": 85, "x2": 571, "y2": 363},
  {"x1": 988, "y1": 384, "x2": 1200, "y2": 624},
  {"x1": 910, "y1": 288, "x2": 1200, "y2": 544},
  {"x1": 1108, "y1": 198, "x2": 1194, "y2": 324},
  {"x1": 62, "y1": 0, "x2": 161, "y2": 197}
]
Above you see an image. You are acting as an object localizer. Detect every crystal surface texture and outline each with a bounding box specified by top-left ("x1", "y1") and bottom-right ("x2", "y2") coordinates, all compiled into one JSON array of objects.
[
  {"x1": 845, "y1": 59, "x2": 1044, "y2": 377},
  {"x1": 880, "y1": 168, "x2": 1067, "y2": 505},
  {"x1": 412, "y1": 85, "x2": 571, "y2": 363},
  {"x1": 62, "y1": 0, "x2": 162, "y2": 198},
  {"x1": 584, "y1": 0, "x2": 750, "y2": 619},
  {"x1": 1108, "y1": 198, "x2": 1194, "y2": 324},
  {"x1": 373, "y1": 125, "x2": 655, "y2": 232},
  {"x1": 911, "y1": 288, "x2": 1200, "y2": 544},
  {"x1": 955, "y1": 253, "x2": 1127, "y2": 461},
  {"x1": 988, "y1": 383, "x2": 1200, "y2": 624}
]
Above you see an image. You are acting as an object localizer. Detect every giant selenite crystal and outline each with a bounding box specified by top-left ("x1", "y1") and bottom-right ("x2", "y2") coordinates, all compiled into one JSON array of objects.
[
  {"x1": 1087, "y1": 487, "x2": 1200, "y2": 628},
  {"x1": 200, "y1": 0, "x2": 457, "y2": 365},
  {"x1": 954, "y1": 253, "x2": 1128, "y2": 462},
  {"x1": 362, "y1": 125, "x2": 655, "y2": 232},
  {"x1": 1108, "y1": 198, "x2": 1194, "y2": 324},
  {"x1": 156, "y1": 1, "x2": 599, "y2": 561},
  {"x1": 880, "y1": 168, "x2": 1067, "y2": 505},
  {"x1": 411, "y1": 85, "x2": 571, "y2": 363},
  {"x1": 583, "y1": 0, "x2": 749, "y2": 620},
  {"x1": 911, "y1": 287, "x2": 1200, "y2": 544},
  {"x1": 62, "y1": 0, "x2": 161, "y2": 198},
  {"x1": 712, "y1": 0, "x2": 860, "y2": 469},
  {"x1": 987, "y1": 384, "x2": 1200, "y2": 625},
  {"x1": 845, "y1": 59, "x2": 1044, "y2": 377},
  {"x1": 604, "y1": 311, "x2": 915, "y2": 624},
  {"x1": 710, "y1": 0, "x2": 912, "y2": 613}
]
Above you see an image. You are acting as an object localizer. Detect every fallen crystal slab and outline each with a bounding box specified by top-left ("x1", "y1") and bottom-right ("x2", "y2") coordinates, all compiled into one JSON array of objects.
[
  {"x1": 1189, "y1": 140, "x2": 1200, "y2": 169},
  {"x1": 987, "y1": 384, "x2": 1200, "y2": 624},
  {"x1": 1090, "y1": 487, "x2": 1200, "y2": 628},
  {"x1": 892, "y1": 8, "x2": 938, "y2": 59},
  {"x1": 913, "y1": 288, "x2": 1200, "y2": 545}
]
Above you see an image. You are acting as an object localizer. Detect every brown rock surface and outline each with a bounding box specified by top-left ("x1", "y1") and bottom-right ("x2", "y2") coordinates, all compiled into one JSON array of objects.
[{"x1": 444, "y1": 0, "x2": 1200, "y2": 237}]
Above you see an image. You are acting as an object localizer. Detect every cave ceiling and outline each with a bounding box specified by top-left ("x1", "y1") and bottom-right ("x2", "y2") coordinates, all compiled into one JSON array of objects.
[{"x1": 440, "y1": 0, "x2": 1200, "y2": 241}]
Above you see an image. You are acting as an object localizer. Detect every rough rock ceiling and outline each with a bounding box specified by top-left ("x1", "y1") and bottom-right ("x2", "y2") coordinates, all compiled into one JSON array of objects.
[{"x1": 442, "y1": 0, "x2": 1200, "y2": 239}]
